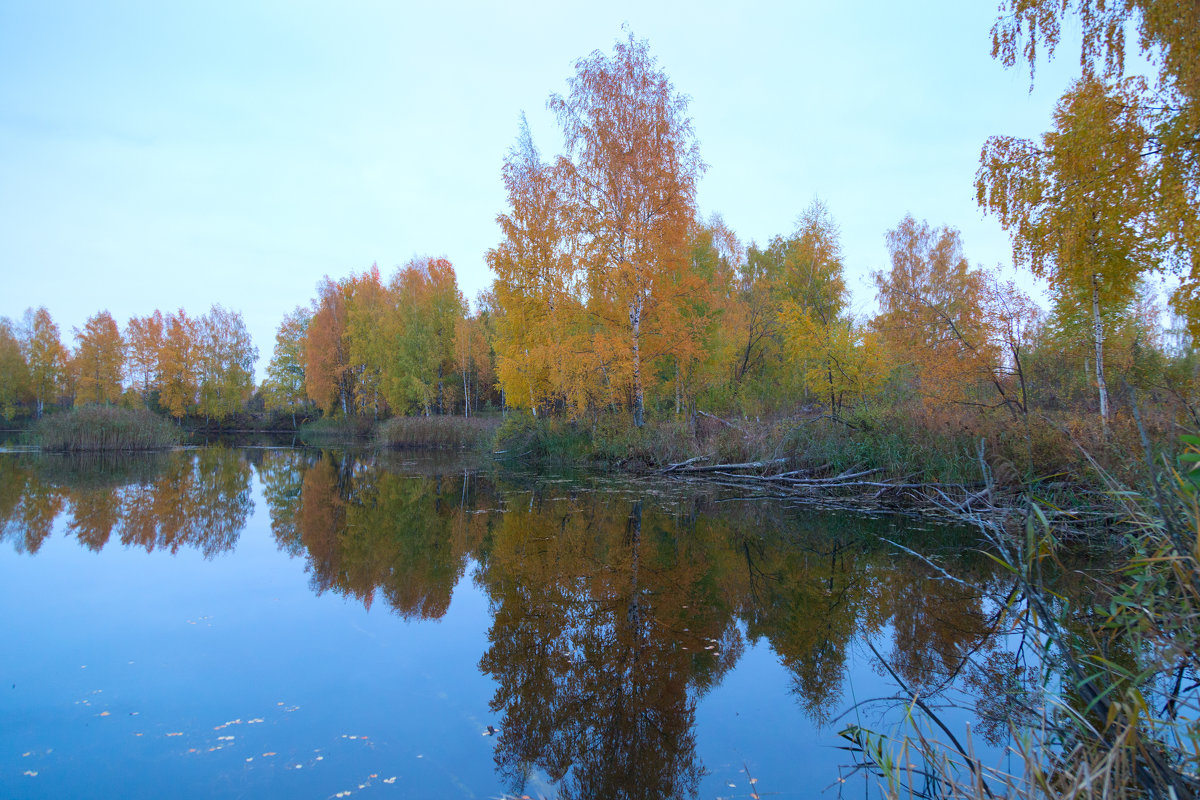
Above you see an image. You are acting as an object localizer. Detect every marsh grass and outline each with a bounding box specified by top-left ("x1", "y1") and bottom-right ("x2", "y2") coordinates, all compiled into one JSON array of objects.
[
  {"x1": 297, "y1": 416, "x2": 376, "y2": 444},
  {"x1": 31, "y1": 405, "x2": 181, "y2": 452},
  {"x1": 376, "y1": 415, "x2": 499, "y2": 449}
]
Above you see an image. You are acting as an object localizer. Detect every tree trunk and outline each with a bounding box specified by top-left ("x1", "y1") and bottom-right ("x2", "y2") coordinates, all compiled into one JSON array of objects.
[
  {"x1": 630, "y1": 300, "x2": 644, "y2": 428},
  {"x1": 674, "y1": 358, "x2": 681, "y2": 416},
  {"x1": 458, "y1": 367, "x2": 468, "y2": 419},
  {"x1": 1092, "y1": 273, "x2": 1109, "y2": 428},
  {"x1": 436, "y1": 364, "x2": 444, "y2": 416}
]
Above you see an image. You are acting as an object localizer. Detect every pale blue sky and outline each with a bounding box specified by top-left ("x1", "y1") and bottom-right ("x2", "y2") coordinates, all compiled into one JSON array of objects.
[{"x1": 1, "y1": 0, "x2": 1083, "y2": 374}]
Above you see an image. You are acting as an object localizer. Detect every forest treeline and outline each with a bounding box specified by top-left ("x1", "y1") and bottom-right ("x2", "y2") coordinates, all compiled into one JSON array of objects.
[{"x1": 2, "y1": 16, "x2": 1197, "y2": 480}]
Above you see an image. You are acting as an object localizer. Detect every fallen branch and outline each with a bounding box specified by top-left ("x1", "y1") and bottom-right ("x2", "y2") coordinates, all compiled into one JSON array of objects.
[{"x1": 670, "y1": 458, "x2": 788, "y2": 474}]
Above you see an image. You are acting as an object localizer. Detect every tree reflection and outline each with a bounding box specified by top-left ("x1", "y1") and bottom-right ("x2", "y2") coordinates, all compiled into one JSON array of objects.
[
  {"x1": 0, "y1": 448, "x2": 253, "y2": 557},
  {"x1": 476, "y1": 491, "x2": 748, "y2": 800},
  {"x1": 294, "y1": 450, "x2": 481, "y2": 619},
  {"x1": 0, "y1": 447, "x2": 1024, "y2": 797}
]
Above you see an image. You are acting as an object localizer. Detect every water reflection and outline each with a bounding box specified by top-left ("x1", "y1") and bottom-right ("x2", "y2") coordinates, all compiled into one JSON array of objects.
[
  {"x1": 0, "y1": 448, "x2": 252, "y2": 557},
  {"x1": 0, "y1": 447, "x2": 1012, "y2": 798}
]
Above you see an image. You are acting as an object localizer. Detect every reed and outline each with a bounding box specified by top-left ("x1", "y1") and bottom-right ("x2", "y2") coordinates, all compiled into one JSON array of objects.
[
  {"x1": 376, "y1": 414, "x2": 499, "y2": 449},
  {"x1": 31, "y1": 405, "x2": 181, "y2": 451}
]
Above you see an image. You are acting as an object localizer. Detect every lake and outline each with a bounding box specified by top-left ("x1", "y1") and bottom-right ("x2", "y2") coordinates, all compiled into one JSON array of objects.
[{"x1": 0, "y1": 446, "x2": 1017, "y2": 799}]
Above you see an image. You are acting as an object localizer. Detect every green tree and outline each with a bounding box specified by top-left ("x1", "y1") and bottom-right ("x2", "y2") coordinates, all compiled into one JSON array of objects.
[
  {"x1": 0, "y1": 318, "x2": 30, "y2": 420},
  {"x1": 196, "y1": 305, "x2": 258, "y2": 422},
  {"x1": 263, "y1": 306, "x2": 311, "y2": 425}
]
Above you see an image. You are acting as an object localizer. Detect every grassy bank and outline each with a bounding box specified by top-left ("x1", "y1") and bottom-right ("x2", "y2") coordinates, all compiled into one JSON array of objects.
[
  {"x1": 30, "y1": 405, "x2": 182, "y2": 452},
  {"x1": 491, "y1": 406, "x2": 1172, "y2": 484}
]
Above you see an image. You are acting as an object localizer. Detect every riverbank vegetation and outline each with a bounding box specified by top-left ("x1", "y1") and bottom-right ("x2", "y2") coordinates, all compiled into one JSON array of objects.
[{"x1": 2, "y1": 13, "x2": 1196, "y2": 489}]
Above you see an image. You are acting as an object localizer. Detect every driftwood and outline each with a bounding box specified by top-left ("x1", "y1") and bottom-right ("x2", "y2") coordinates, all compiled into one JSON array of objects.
[
  {"x1": 663, "y1": 458, "x2": 788, "y2": 475},
  {"x1": 696, "y1": 410, "x2": 744, "y2": 431}
]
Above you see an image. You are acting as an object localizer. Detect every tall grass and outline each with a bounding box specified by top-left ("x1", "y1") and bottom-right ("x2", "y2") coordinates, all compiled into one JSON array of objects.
[
  {"x1": 376, "y1": 415, "x2": 499, "y2": 449},
  {"x1": 31, "y1": 405, "x2": 181, "y2": 451}
]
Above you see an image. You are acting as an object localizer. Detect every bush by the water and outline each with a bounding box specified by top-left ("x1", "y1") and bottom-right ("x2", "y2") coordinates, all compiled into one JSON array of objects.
[
  {"x1": 31, "y1": 405, "x2": 181, "y2": 451},
  {"x1": 376, "y1": 414, "x2": 499, "y2": 449}
]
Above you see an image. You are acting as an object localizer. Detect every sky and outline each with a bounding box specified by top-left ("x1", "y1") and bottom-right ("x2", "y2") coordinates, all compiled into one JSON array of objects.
[{"x1": 0, "y1": 0, "x2": 1089, "y2": 376}]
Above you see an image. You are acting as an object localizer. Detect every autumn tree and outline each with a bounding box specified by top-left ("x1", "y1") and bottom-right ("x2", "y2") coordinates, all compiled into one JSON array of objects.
[
  {"x1": 196, "y1": 305, "x2": 258, "y2": 422},
  {"x1": 487, "y1": 116, "x2": 578, "y2": 415},
  {"x1": 305, "y1": 278, "x2": 352, "y2": 416},
  {"x1": 125, "y1": 311, "x2": 164, "y2": 402},
  {"x1": 775, "y1": 200, "x2": 857, "y2": 413},
  {"x1": 454, "y1": 311, "x2": 493, "y2": 417},
  {"x1": 989, "y1": 0, "x2": 1199, "y2": 334},
  {"x1": 263, "y1": 306, "x2": 311, "y2": 425},
  {"x1": 158, "y1": 309, "x2": 199, "y2": 420},
  {"x1": 977, "y1": 76, "x2": 1155, "y2": 424},
  {"x1": 549, "y1": 34, "x2": 703, "y2": 426},
  {"x1": 873, "y1": 216, "x2": 997, "y2": 408},
  {"x1": 20, "y1": 307, "x2": 66, "y2": 418},
  {"x1": 73, "y1": 310, "x2": 124, "y2": 405},
  {"x1": 0, "y1": 318, "x2": 30, "y2": 419}
]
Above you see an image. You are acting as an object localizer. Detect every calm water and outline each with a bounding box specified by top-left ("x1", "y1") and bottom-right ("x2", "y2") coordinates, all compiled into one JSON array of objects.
[{"x1": 0, "y1": 446, "x2": 1015, "y2": 799}]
